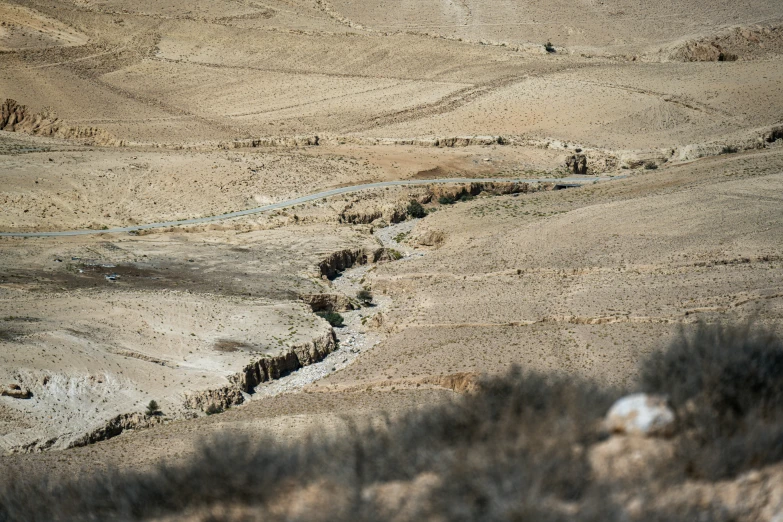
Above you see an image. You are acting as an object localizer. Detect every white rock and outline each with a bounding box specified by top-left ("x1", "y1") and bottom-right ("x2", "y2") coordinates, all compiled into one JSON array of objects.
[{"x1": 605, "y1": 393, "x2": 676, "y2": 437}]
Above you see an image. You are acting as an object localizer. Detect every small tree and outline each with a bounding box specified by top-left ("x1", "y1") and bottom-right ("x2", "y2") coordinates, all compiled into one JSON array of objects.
[
  {"x1": 145, "y1": 400, "x2": 160, "y2": 417},
  {"x1": 407, "y1": 200, "x2": 426, "y2": 219}
]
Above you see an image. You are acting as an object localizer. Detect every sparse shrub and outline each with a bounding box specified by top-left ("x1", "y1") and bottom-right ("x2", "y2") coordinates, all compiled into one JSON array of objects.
[
  {"x1": 544, "y1": 41, "x2": 556, "y2": 53},
  {"x1": 438, "y1": 195, "x2": 455, "y2": 205},
  {"x1": 640, "y1": 321, "x2": 783, "y2": 479},
  {"x1": 317, "y1": 311, "x2": 344, "y2": 327},
  {"x1": 643, "y1": 162, "x2": 658, "y2": 170},
  {"x1": 721, "y1": 145, "x2": 739, "y2": 154},
  {"x1": 406, "y1": 200, "x2": 426, "y2": 219},
  {"x1": 718, "y1": 52, "x2": 738, "y2": 62},
  {"x1": 386, "y1": 249, "x2": 403, "y2": 260},
  {"x1": 393, "y1": 231, "x2": 408, "y2": 243},
  {"x1": 145, "y1": 400, "x2": 160, "y2": 417},
  {"x1": 205, "y1": 403, "x2": 224, "y2": 416},
  {"x1": 459, "y1": 193, "x2": 474, "y2": 202},
  {"x1": 357, "y1": 289, "x2": 373, "y2": 304}
]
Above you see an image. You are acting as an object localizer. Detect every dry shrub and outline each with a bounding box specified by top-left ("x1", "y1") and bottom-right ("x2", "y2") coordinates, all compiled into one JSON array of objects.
[
  {"x1": 640, "y1": 321, "x2": 783, "y2": 479},
  {"x1": 0, "y1": 369, "x2": 622, "y2": 521}
]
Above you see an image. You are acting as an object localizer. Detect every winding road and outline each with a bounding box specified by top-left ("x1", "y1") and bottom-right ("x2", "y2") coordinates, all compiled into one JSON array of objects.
[{"x1": 0, "y1": 176, "x2": 611, "y2": 238}]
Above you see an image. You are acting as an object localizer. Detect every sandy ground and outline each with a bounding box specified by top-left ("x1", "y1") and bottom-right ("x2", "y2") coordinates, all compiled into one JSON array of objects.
[{"x1": 0, "y1": 0, "x2": 782, "y2": 499}]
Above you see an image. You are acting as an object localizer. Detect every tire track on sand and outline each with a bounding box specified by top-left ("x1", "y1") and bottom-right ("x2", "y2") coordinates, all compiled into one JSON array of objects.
[{"x1": 343, "y1": 74, "x2": 525, "y2": 133}]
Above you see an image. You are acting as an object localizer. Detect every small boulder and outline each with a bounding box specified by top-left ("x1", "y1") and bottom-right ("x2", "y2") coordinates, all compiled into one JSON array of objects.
[
  {"x1": 1, "y1": 384, "x2": 32, "y2": 399},
  {"x1": 605, "y1": 393, "x2": 675, "y2": 437}
]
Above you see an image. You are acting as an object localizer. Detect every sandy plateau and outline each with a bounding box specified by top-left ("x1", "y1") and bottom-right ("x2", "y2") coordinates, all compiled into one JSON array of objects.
[{"x1": 0, "y1": 0, "x2": 783, "y2": 518}]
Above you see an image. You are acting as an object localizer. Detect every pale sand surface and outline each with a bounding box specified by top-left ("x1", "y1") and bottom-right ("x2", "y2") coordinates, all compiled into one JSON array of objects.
[{"x1": 0, "y1": 0, "x2": 782, "y2": 489}]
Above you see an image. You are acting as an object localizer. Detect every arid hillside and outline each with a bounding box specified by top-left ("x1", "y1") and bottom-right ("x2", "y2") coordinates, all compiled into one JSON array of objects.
[{"x1": 1, "y1": 0, "x2": 783, "y2": 520}]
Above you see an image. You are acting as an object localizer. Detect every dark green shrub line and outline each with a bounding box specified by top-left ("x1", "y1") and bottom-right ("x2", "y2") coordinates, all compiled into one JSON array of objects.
[
  {"x1": 406, "y1": 200, "x2": 426, "y2": 218},
  {"x1": 317, "y1": 311, "x2": 344, "y2": 327}
]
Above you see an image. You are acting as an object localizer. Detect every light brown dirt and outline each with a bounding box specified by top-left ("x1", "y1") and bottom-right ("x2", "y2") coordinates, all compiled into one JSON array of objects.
[{"x1": 1, "y1": 1, "x2": 782, "y2": 515}]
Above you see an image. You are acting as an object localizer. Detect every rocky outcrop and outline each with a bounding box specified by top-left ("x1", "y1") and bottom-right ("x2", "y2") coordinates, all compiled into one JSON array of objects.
[
  {"x1": 669, "y1": 24, "x2": 783, "y2": 62},
  {"x1": 339, "y1": 200, "x2": 409, "y2": 225},
  {"x1": 565, "y1": 153, "x2": 588, "y2": 174},
  {"x1": 231, "y1": 329, "x2": 337, "y2": 392},
  {"x1": 184, "y1": 386, "x2": 245, "y2": 412},
  {"x1": 0, "y1": 99, "x2": 124, "y2": 146},
  {"x1": 605, "y1": 394, "x2": 676, "y2": 437},
  {"x1": 415, "y1": 230, "x2": 446, "y2": 248},
  {"x1": 427, "y1": 181, "x2": 547, "y2": 202},
  {"x1": 318, "y1": 247, "x2": 387, "y2": 279},
  {"x1": 324, "y1": 135, "x2": 507, "y2": 148},
  {"x1": 220, "y1": 135, "x2": 319, "y2": 149},
  {"x1": 618, "y1": 151, "x2": 669, "y2": 169},
  {"x1": 1, "y1": 383, "x2": 31, "y2": 399},
  {"x1": 68, "y1": 412, "x2": 165, "y2": 448},
  {"x1": 300, "y1": 293, "x2": 357, "y2": 312}
]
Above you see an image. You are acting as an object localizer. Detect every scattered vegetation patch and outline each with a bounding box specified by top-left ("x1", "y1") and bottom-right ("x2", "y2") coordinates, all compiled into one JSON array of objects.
[
  {"x1": 213, "y1": 339, "x2": 252, "y2": 353},
  {"x1": 0, "y1": 328, "x2": 21, "y2": 342},
  {"x1": 316, "y1": 311, "x2": 344, "y2": 327},
  {"x1": 205, "y1": 404, "x2": 224, "y2": 416},
  {"x1": 2, "y1": 316, "x2": 40, "y2": 322},
  {"x1": 721, "y1": 145, "x2": 739, "y2": 154},
  {"x1": 718, "y1": 51, "x2": 738, "y2": 62},
  {"x1": 643, "y1": 162, "x2": 659, "y2": 170},
  {"x1": 438, "y1": 195, "x2": 455, "y2": 205},
  {"x1": 393, "y1": 231, "x2": 409, "y2": 243}
]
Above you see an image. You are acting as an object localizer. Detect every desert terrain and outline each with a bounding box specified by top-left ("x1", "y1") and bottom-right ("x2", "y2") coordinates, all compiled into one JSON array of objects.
[{"x1": 1, "y1": 0, "x2": 783, "y2": 519}]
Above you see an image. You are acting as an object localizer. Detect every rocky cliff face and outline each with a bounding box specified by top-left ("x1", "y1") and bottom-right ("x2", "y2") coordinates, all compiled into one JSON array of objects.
[
  {"x1": 300, "y1": 293, "x2": 357, "y2": 312},
  {"x1": 317, "y1": 248, "x2": 375, "y2": 279},
  {"x1": 68, "y1": 412, "x2": 165, "y2": 448},
  {"x1": 184, "y1": 386, "x2": 245, "y2": 412},
  {"x1": 317, "y1": 247, "x2": 404, "y2": 279},
  {"x1": 0, "y1": 99, "x2": 123, "y2": 146},
  {"x1": 231, "y1": 329, "x2": 337, "y2": 392},
  {"x1": 220, "y1": 135, "x2": 319, "y2": 149}
]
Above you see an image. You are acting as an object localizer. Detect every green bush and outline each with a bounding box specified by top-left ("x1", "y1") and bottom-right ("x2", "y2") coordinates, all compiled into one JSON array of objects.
[
  {"x1": 544, "y1": 41, "x2": 556, "y2": 53},
  {"x1": 317, "y1": 311, "x2": 344, "y2": 327},
  {"x1": 406, "y1": 200, "x2": 426, "y2": 219},
  {"x1": 438, "y1": 195, "x2": 455, "y2": 205}
]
